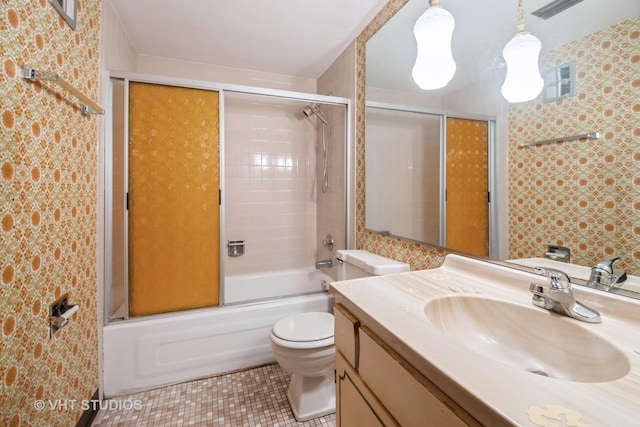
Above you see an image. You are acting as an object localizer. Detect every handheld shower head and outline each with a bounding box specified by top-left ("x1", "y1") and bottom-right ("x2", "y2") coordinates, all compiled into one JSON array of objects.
[
  {"x1": 302, "y1": 104, "x2": 329, "y2": 126},
  {"x1": 302, "y1": 105, "x2": 315, "y2": 117},
  {"x1": 301, "y1": 103, "x2": 332, "y2": 194}
]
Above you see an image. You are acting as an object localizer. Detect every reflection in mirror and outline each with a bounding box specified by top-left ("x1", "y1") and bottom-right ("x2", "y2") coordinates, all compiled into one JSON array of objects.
[
  {"x1": 365, "y1": 108, "x2": 441, "y2": 243},
  {"x1": 365, "y1": 104, "x2": 495, "y2": 258},
  {"x1": 506, "y1": 14, "x2": 640, "y2": 281},
  {"x1": 362, "y1": 0, "x2": 639, "y2": 292}
]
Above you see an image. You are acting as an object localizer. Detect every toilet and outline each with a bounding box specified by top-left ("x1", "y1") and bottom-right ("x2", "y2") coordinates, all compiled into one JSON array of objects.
[
  {"x1": 269, "y1": 250, "x2": 410, "y2": 421},
  {"x1": 336, "y1": 249, "x2": 411, "y2": 280}
]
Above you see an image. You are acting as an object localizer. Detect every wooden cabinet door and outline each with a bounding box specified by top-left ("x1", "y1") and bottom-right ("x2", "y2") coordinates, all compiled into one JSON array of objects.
[{"x1": 336, "y1": 351, "x2": 398, "y2": 427}]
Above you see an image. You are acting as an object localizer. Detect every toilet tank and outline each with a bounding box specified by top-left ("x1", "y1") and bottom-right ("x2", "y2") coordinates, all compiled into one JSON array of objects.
[{"x1": 336, "y1": 250, "x2": 410, "y2": 280}]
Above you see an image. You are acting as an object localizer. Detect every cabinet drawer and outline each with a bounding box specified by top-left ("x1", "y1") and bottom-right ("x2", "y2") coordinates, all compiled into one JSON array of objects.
[
  {"x1": 359, "y1": 327, "x2": 471, "y2": 427},
  {"x1": 334, "y1": 304, "x2": 360, "y2": 369}
]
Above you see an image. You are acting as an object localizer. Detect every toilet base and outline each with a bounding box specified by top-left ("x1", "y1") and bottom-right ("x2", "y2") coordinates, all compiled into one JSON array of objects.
[{"x1": 286, "y1": 370, "x2": 336, "y2": 421}]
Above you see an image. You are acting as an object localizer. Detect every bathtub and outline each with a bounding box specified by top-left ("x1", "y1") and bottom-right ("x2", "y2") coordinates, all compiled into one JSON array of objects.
[
  {"x1": 103, "y1": 270, "x2": 334, "y2": 397},
  {"x1": 223, "y1": 269, "x2": 332, "y2": 304}
]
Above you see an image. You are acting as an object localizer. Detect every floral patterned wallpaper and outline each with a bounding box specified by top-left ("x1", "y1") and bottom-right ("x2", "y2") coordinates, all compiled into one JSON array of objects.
[
  {"x1": 1, "y1": 1, "x2": 101, "y2": 426},
  {"x1": 508, "y1": 16, "x2": 640, "y2": 275}
]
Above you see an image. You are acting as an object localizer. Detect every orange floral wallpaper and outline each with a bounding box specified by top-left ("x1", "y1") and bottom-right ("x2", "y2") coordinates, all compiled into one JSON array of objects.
[
  {"x1": 1, "y1": 1, "x2": 101, "y2": 426},
  {"x1": 508, "y1": 16, "x2": 640, "y2": 275}
]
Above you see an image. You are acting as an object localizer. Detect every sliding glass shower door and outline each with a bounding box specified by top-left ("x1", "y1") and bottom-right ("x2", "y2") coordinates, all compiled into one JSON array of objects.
[
  {"x1": 445, "y1": 117, "x2": 489, "y2": 257},
  {"x1": 127, "y1": 82, "x2": 220, "y2": 316}
]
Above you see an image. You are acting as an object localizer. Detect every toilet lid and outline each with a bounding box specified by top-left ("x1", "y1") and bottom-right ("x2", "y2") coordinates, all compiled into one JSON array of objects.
[{"x1": 272, "y1": 312, "x2": 334, "y2": 342}]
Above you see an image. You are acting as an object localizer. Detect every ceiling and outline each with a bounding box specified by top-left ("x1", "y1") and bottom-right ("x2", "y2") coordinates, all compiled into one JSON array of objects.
[
  {"x1": 109, "y1": 0, "x2": 388, "y2": 79},
  {"x1": 367, "y1": 0, "x2": 640, "y2": 94},
  {"x1": 109, "y1": 0, "x2": 639, "y2": 90}
]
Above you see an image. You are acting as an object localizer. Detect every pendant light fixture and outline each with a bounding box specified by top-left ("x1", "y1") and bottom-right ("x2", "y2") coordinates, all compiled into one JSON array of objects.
[
  {"x1": 501, "y1": 0, "x2": 544, "y2": 103},
  {"x1": 411, "y1": 0, "x2": 456, "y2": 90}
]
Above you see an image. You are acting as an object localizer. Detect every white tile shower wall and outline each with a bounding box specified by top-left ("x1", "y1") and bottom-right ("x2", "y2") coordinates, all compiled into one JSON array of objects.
[
  {"x1": 225, "y1": 94, "x2": 318, "y2": 275},
  {"x1": 313, "y1": 103, "x2": 346, "y2": 265},
  {"x1": 365, "y1": 109, "x2": 440, "y2": 243},
  {"x1": 317, "y1": 41, "x2": 353, "y2": 262}
]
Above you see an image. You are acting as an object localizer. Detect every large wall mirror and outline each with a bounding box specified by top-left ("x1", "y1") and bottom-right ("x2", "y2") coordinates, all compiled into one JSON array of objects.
[{"x1": 362, "y1": 0, "x2": 640, "y2": 292}]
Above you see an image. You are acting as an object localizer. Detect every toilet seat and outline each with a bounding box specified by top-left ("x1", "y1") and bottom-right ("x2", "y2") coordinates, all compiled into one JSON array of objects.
[{"x1": 271, "y1": 312, "x2": 334, "y2": 349}]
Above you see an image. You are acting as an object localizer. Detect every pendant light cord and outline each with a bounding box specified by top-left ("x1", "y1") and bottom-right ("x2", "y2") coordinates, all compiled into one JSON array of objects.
[{"x1": 517, "y1": 0, "x2": 526, "y2": 32}]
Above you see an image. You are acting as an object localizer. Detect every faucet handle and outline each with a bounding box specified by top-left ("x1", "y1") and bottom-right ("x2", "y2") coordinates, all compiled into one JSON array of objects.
[
  {"x1": 530, "y1": 267, "x2": 601, "y2": 323},
  {"x1": 533, "y1": 266, "x2": 572, "y2": 291},
  {"x1": 589, "y1": 256, "x2": 627, "y2": 288},
  {"x1": 592, "y1": 256, "x2": 620, "y2": 274}
]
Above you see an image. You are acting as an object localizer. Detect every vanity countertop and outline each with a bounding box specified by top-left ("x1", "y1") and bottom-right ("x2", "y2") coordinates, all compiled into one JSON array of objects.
[{"x1": 329, "y1": 254, "x2": 640, "y2": 427}]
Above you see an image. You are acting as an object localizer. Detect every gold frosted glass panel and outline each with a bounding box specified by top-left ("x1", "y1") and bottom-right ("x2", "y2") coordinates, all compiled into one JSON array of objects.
[
  {"x1": 128, "y1": 82, "x2": 220, "y2": 316},
  {"x1": 446, "y1": 118, "x2": 489, "y2": 257}
]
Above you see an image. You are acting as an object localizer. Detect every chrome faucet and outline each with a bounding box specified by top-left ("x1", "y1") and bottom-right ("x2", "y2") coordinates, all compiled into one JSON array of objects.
[
  {"x1": 587, "y1": 256, "x2": 627, "y2": 291},
  {"x1": 529, "y1": 267, "x2": 601, "y2": 323},
  {"x1": 315, "y1": 259, "x2": 332, "y2": 269}
]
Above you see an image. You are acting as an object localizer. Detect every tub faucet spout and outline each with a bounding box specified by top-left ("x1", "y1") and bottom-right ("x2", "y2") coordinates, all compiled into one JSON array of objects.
[
  {"x1": 529, "y1": 267, "x2": 601, "y2": 323},
  {"x1": 315, "y1": 259, "x2": 332, "y2": 269}
]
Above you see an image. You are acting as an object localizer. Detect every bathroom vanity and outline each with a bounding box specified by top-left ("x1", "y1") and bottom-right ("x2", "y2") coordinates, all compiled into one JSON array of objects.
[{"x1": 329, "y1": 255, "x2": 640, "y2": 426}]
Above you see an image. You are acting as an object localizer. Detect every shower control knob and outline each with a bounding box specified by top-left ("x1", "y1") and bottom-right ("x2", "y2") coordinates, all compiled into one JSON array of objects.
[{"x1": 322, "y1": 234, "x2": 334, "y2": 251}]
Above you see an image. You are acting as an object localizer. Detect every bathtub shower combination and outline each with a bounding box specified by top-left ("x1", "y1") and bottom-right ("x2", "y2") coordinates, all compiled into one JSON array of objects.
[{"x1": 102, "y1": 72, "x2": 349, "y2": 396}]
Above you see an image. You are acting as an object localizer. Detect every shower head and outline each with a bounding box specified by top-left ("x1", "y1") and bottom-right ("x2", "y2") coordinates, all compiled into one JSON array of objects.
[
  {"x1": 302, "y1": 105, "x2": 315, "y2": 117},
  {"x1": 302, "y1": 104, "x2": 329, "y2": 126},
  {"x1": 302, "y1": 103, "x2": 332, "y2": 194}
]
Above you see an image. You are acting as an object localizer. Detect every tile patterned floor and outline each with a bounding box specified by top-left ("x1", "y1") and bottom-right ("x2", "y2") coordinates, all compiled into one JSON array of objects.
[{"x1": 91, "y1": 364, "x2": 336, "y2": 427}]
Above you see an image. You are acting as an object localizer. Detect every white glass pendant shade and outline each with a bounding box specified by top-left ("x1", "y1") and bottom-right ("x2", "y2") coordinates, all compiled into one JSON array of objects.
[
  {"x1": 411, "y1": 5, "x2": 456, "y2": 90},
  {"x1": 501, "y1": 32, "x2": 544, "y2": 103}
]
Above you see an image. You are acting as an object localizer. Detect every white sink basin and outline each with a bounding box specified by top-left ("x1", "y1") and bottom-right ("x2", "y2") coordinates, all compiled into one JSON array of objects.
[{"x1": 425, "y1": 295, "x2": 630, "y2": 383}]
